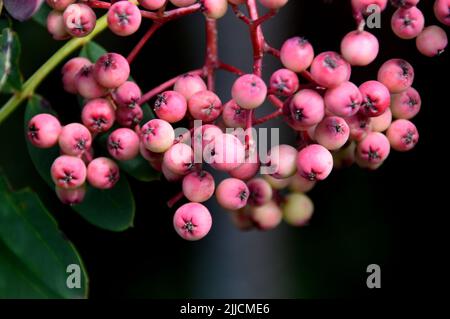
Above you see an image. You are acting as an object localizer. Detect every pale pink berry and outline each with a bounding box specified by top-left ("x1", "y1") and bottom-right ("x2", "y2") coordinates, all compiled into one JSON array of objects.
[
  {"x1": 75, "y1": 64, "x2": 107, "y2": 99},
  {"x1": 140, "y1": 143, "x2": 163, "y2": 171},
  {"x1": 216, "y1": 178, "x2": 249, "y2": 211},
  {"x1": 113, "y1": 81, "x2": 142, "y2": 108},
  {"x1": 280, "y1": 37, "x2": 314, "y2": 73},
  {"x1": 162, "y1": 162, "x2": 183, "y2": 182},
  {"x1": 139, "y1": 0, "x2": 166, "y2": 10},
  {"x1": 314, "y1": 116, "x2": 350, "y2": 150},
  {"x1": 289, "y1": 173, "x2": 316, "y2": 193},
  {"x1": 174, "y1": 73, "x2": 207, "y2": 100},
  {"x1": 94, "y1": 53, "x2": 130, "y2": 89},
  {"x1": 87, "y1": 157, "x2": 120, "y2": 189},
  {"x1": 182, "y1": 170, "x2": 215, "y2": 203},
  {"x1": 63, "y1": 3, "x2": 96, "y2": 37},
  {"x1": 141, "y1": 119, "x2": 175, "y2": 153},
  {"x1": 154, "y1": 91, "x2": 187, "y2": 123},
  {"x1": 340, "y1": 30, "x2": 379, "y2": 66},
  {"x1": 192, "y1": 124, "x2": 222, "y2": 155},
  {"x1": 267, "y1": 144, "x2": 297, "y2": 179},
  {"x1": 250, "y1": 201, "x2": 282, "y2": 230},
  {"x1": 351, "y1": 0, "x2": 388, "y2": 14},
  {"x1": 47, "y1": 0, "x2": 76, "y2": 11},
  {"x1": 390, "y1": 87, "x2": 421, "y2": 119},
  {"x1": 434, "y1": 0, "x2": 450, "y2": 26},
  {"x1": 391, "y1": 7, "x2": 425, "y2": 39},
  {"x1": 258, "y1": 0, "x2": 288, "y2": 9},
  {"x1": 27, "y1": 114, "x2": 62, "y2": 149},
  {"x1": 107, "y1": 1, "x2": 142, "y2": 37},
  {"x1": 310, "y1": 51, "x2": 351, "y2": 88},
  {"x1": 115, "y1": 105, "x2": 144, "y2": 128},
  {"x1": 81, "y1": 98, "x2": 116, "y2": 133},
  {"x1": 170, "y1": 0, "x2": 197, "y2": 7},
  {"x1": 51, "y1": 155, "x2": 87, "y2": 189},
  {"x1": 346, "y1": 112, "x2": 372, "y2": 141},
  {"x1": 247, "y1": 178, "x2": 272, "y2": 207},
  {"x1": 324, "y1": 81, "x2": 362, "y2": 117},
  {"x1": 229, "y1": 148, "x2": 260, "y2": 181},
  {"x1": 282, "y1": 193, "x2": 314, "y2": 227},
  {"x1": 371, "y1": 107, "x2": 392, "y2": 132},
  {"x1": 356, "y1": 132, "x2": 390, "y2": 165},
  {"x1": 231, "y1": 74, "x2": 267, "y2": 110},
  {"x1": 203, "y1": 133, "x2": 246, "y2": 172},
  {"x1": 107, "y1": 128, "x2": 140, "y2": 161},
  {"x1": 297, "y1": 144, "x2": 333, "y2": 181},
  {"x1": 386, "y1": 119, "x2": 419, "y2": 151},
  {"x1": 222, "y1": 99, "x2": 249, "y2": 128},
  {"x1": 269, "y1": 69, "x2": 299, "y2": 96},
  {"x1": 188, "y1": 90, "x2": 223, "y2": 122},
  {"x1": 284, "y1": 89, "x2": 325, "y2": 130},
  {"x1": 377, "y1": 59, "x2": 414, "y2": 93},
  {"x1": 201, "y1": 0, "x2": 228, "y2": 20},
  {"x1": 173, "y1": 202, "x2": 212, "y2": 241},
  {"x1": 59, "y1": 123, "x2": 92, "y2": 156},
  {"x1": 416, "y1": 25, "x2": 448, "y2": 57},
  {"x1": 163, "y1": 143, "x2": 194, "y2": 175},
  {"x1": 62, "y1": 57, "x2": 91, "y2": 94},
  {"x1": 359, "y1": 80, "x2": 391, "y2": 117},
  {"x1": 55, "y1": 185, "x2": 86, "y2": 205},
  {"x1": 47, "y1": 10, "x2": 70, "y2": 40}
]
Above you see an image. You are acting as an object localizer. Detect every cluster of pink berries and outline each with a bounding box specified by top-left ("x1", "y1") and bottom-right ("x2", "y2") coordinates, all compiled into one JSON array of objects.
[{"x1": 27, "y1": 0, "x2": 447, "y2": 241}]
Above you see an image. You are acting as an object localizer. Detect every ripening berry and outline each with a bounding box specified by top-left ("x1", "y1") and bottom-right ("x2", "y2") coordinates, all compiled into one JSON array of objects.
[
  {"x1": 324, "y1": 81, "x2": 362, "y2": 117},
  {"x1": 386, "y1": 119, "x2": 419, "y2": 151},
  {"x1": 258, "y1": 0, "x2": 289, "y2": 9},
  {"x1": 250, "y1": 201, "x2": 282, "y2": 230},
  {"x1": 170, "y1": 0, "x2": 197, "y2": 7},
  {"x1": 173, "y1": 202, "x2": 212, "y2": 241},
  {"x1": 87, "y1": 157, "x2": 120, "y2": 189},
  {"x1": 371, "y1": 107, "x2": 392, "y2": 132},
  {"x1": 139, "y1": 0, "x2": 166, "y2": 10},
  {"x1": 297, "y1": 144, "x2": 333, "y2": 181},
  {"x1": 47, "y1": 10, "x2": 70, "y2": 40},
  {"x1": 263, "y1": 175, "x2": 291, "y2": 190},
  {"x1": 434, "y1": 0, "x2": 450, "y2": 26},
  {"x1": 282, "y1": 193, "x2": 314, "y2": 227},
  {"x1": 267, "y1": 144, "x2": 298, "y2": 179},
  {"x1": 231, "y1": 74, "x2": 267, "y2": 110},
  {"x1": 94, "y1": 53, "x2": 130, "y2": 89},
  {"x1": 113, "y1": 81, "x2": 142, "y2": 108},
  {"x1": 314, "y1": 116, "x2": 350, "y2": 150},
  {"x1": 27, "y1": 114, "x2": 62, "y2": 149},
  {"x1": 75, "y1": 64, "x2": 107, "y2": 99},
  {"x1": 289, "y1": 173, "x2": 316, "y2": 193},
  {"x1": 51, "y1": 155, "x2": 87, "y2": 189},
  {"x1": 416, "y1": 25, "x2": 448, "y2": 57},
  {"x1": 356, "y1": 132, "x2": 390, "y2": 166},
  {"x1": 163, "y1": 143, "x2": 194, "y2": 175},
  {"x1": 81, "y1": 98, "x2": 116, "y2": 133},
  {"x1": 182, "y1": 170, "x2": 215, "y2": 203},
  {"x1": 107, "y1": 128, "x2": 140, "y2": 161},
  {"x1": 154, "y1": 91, "x2": 187, "y2": 123},
  {"x1": 377, "y1": 59, "x2": 414, "y2": 94},
  {"x1": 269, "y1": 69, "x2": 299, "y2": 96},
  {"x1": 62, "y1": 57, "x2": 91, "y2": 94},
  {"x1": 280, "y1": 37, "x2": 314, "y2": 73},
  {"x1": 247, "y1": 178, "x2": 273, "y2": 207},
  {"x1": 216, "y1": 178, "x2": 249, "y2": 211},
  {"x1": 346, "y1": 112, "x2": 372, "y2": 141},
  {"x1": 116, "y1": 105, "x2": 144, "y2": 128},
  {"x1": 340, "y1": 30, "x2": 379, "y2": 66},
  {"x1": 310, "y1": 51, "x2": 351, "y2": 88},
  {"x1": 222, "y1": 99, "x2": 249, "y2": 128},
  {"x1": 391, "y1": 7, "x2": 425, "y2": 39},
  {"x1": 351, "y1": 0, "x2": 388, "y2": 14},
  {"x1": 55, "y1": 185, "x2": 86, "y2": 205},
  {"x1": 201, "y1": 0, "x2": 228, "y2": 20},
  {"x1": 390, "y1": 87, "x2": 421, "y2": 119},
  {"x1": 188, "y1": 90, "x2": 223, "y2": 122},
  {"x1": 107, "y1": 1, "x2": 142, "y2": 37},
  {"x1": 174, "y1": 73, "x2": 207, "y2": 100},
  {"x1": 359, "y1": 80, "x2": 391, "y2": 117},
  {"x1": 141, "y1": 119, "x2": 175, "y2": 153},
  {"x1": 284, "y1": 89, "x2": 325, "y2": 130},
  {"x1": 203, "y1": 133, "x2": 246, "y2": 172},
  {"x1": 63, "y1": 3, "x2": 96, "y2": 37},
  {"x1": 59, "y1": 123, "x2": 92, "y2": 156}
]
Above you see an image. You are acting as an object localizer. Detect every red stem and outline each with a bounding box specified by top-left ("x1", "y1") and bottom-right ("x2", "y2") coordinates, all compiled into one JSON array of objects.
[
  {"x1": 86, "y1": 0, "x2": 110, "y2": 9},
  {"x1": 268, "y1": 94, "x2": 284, "y2": 109},
  {"x1": 253, "y1": 109, "x2": 283, "y2": 125},
  {"x1": 167, "y1": 191, "x2": 185, "y2": 208},
  {"x1": 140, "y1": 3, "x2": 202, "y2": 22},
  {"x1": 127, "y1": 23, "x2": 162, "y2": 64},
  {"x1": 204, "y1": 19, "x2": 219, "y2": 91},
  {"x1": 217, "y1": 62, "x2": 244, "y2": 76}
]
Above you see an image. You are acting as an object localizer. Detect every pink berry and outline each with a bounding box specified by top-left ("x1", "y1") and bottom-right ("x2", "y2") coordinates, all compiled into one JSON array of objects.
[
  {"x1": 62, "y1": 57, "x2": 91, "y2": 94},
  {"x1": 356, "y1": 132, "x2": 391, "y2": 165},
  {"x1": 87, "y1": 157, "x2": 120, "y2": 189},
  {"x1": 201, "y1": 0, "x2": 228, "y2": 20},
  {"x1": 386, "y1": 119, "x2": 419, "y2": 151},
  {"x1": 258, "y1": 0, "x2": 288, "y2": 9},
  {"x1": 352, "y1": 0, "x2": 388, "y2": 14},
  {"x1": 289, "y1": 173, "x2": 316, "y2": 193},
  {"x1": 267, "y1": 144, "x2": 298, "y2": 179},
  {"x1": 371, "y1": 107, "x2": 392, "y2": 132},
  {"x1": 107, "y1": 128, "x2": 140, "y2": 161},
  {"x1": 434, "y1": 0, "x2": 450, "y2": 26},
  {"x1": 341, "y1": 30, "x2": 379, "y2": 66},
  {"x1": 280, "y1": 37, "x2": 314, "y2": 73},
  {"x1": 154, "y1": 91, "x2": 187, "y2": 123},
  {"x1": 47, "y1": 10, "x2": 70, "y2": 40},
  {"x1": 140, "y1": 144, "x2": 163, "y2": 171},
  {"x1": 174, "y1": 73, "x2": 207, "y2": 100},
  {"x1": 391, "y1": 7, "x2": 425, "y2": 39},
  {"x1": 359, "y1": 80, "x2": 391, "y2": 117},
  {"x1": 115, "y1": 105, "x2": 144, "y2": 128},
  {"x1": 170, "y1": 0, "x2": 197, "y2": 7},
  {"x1": 47, "y1": 0, "x2": 76, "y2": 11},
  {"x1": 284, "y1": 89, "x2": 325, "y2": 130},
  {"x1": 63, "y1": 3, "x2": 96, "y2": 37},
  {"x1": 346, "y1": 112, "x2": 372, "y2": 141},
  {"x1": 162, "y1": 162, "x2": 183, "y2": 182},
  {"x1": 390, "y1": 87, "x2": 421, "y2": 119},
  {"x1": 222, "y1": 99, "x2": 249, "y2": 128},
  {"x1": 269, "y1": 68, "x2": 299, "y2": 96},
  {"x1": 51, "y1": 155, "x2": 87, "y2": 189},
  {"x1": 216, "y1": 178, "x2": 249, "y2": 211},
  {"x1": 173, "y1": 202, "x2": 212, "y2": 241},
  {"x1": 188, "y1": 90, "x2": 223, "y2": 122},
  {"x1": 139, "y1": 0, "x2": 166, "y2": 10},
  {"x1": 75, "y1": 64, "x2": 107, "y2": 99},
  {"x1": 113, "y1": 81, "x2": 142, "y2": 108},
  {"x1": 59, "y1": 123, "x2": 92, "y2": 156},
  {"x1": 192, "y1": 124, "x2": 223, "y2": 160},
  {"x1": 27, "y1": 114, "x2": 62, "y2": 149},
  {"x1": 229, "y1": 147, "x2": 260, "y2": 181},
  {"x1": 182, "y1": 170, "x2": 215, "y2": 203},
  {"x1": 416, "y1": 25, "x2": 448, "y2": 57},
  {"x1": 141, "y1": 119, "x2": 175, "y2": 153},
  {"x1": 55, "y1": 185, "x2": 86, "y2": 205},
  {"x1": 324, "y1": 81, "x2": 362, "y2": 117},
  {"x1": 107, "y1": 1, "x2": 142, "y2": 37},
  {"x1": 247, "y1": 178, "x2": 273, "y2": 207},
  {"x1": 81, "y1": 98, "x2": 116, "y2": 133},
  {"x1": 297, "y1": 144, "x2": 333, "y2": 181},
  {"x1": 203, "y1": 133, "x2": 246, "y2": 172},
  {"x1": 310, "y1": 51, "x2": 351, "y2": 88},
  {"x1": 282, "y1": 193, "x2": 314, "y2": 227},
  {"x1": 231, "y1": 74, "x2": 267, "y2": 110},
  {"x1": 250, "y1": 201, "x2": 282, "y2": 230},
  {"x1": 314, "y1": 116, "x2": 350, "y2": 150},
  {"x1": 163, "y1": 143, "x2": 194, "y2": 175},
  {"x1": 94, "y1": 53, "x2": 130, "y2": 89},
  {"x1": 377, "y1": 59, "x2": 414, "y2": 94}
]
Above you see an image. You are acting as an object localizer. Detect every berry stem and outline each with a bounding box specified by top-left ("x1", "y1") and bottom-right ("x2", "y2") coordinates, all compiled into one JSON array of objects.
[
  {"x1": 217, "y1": 62, "x2": 245, "y2": 76},
  {"x1": 140, "y1": 3, "x2": 202, "y2": 22},
  {"x1": 253, "y1": 109, "x2": 283, "y2": 125},
  {"x1": 127, "y1": 23, "x2": 162, "y2": 64},
  {"x1": 86, "y1": 0, "x2": 111, "y2": 9},
  {"x1": 167, "y1": 191, "x2": 185, "y2": 208},
  {"x1": 204, "y1": 18, "x2": 219, "y2": 91}
]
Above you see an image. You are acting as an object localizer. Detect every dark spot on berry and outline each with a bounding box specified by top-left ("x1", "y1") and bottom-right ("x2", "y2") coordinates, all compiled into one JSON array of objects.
[
  {"x1": 324, "y1": 56, "x2": 338, "y2": 69},
  {"x1": 294, "y1": 108, "x2": 306, "y2": 121},
  {"x1": 183, "y1": 220, "x2": 196, "y2": 233},
  {"x1": 239, "y1": 190, "x2": 248, "y2": 202},
  {"x1": 154, "y1": 94, "x2": 167, "y2": 110}
]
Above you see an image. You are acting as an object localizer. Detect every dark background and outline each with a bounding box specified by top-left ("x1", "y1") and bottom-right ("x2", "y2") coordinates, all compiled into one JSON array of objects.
[{"x1": 0, "y1": 0, "x2": 447, "y2": 298}]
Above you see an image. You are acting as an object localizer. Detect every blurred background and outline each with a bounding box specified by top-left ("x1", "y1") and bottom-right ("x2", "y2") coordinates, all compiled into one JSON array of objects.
[{"x1": 0, "y1": 0, "x2": 447, "y2": 298}]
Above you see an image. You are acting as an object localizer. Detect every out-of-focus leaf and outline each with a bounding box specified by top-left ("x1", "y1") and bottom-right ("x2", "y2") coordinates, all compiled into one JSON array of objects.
[
  {"x1": 3, "y1": 0, "x2": 44, "y2": 22},
  {"x1": 32, "y1": 2, "x2": 51, "y2": 28},
  {"x1": 0, "y1": 172, "x2": 88, "y2": 299},
  {"x1": 0, "y1": 28, "x2": 22, "y2": 93}
]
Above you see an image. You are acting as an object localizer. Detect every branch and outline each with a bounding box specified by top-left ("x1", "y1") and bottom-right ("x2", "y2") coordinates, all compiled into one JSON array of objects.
[{"x1": 127, "y1": 23, "x2": 162, "y2": 64}]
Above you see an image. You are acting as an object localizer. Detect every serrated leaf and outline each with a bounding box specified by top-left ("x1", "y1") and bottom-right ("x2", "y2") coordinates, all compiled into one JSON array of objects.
[{"x1": 0, "y1": 28, "x2": 23, "y2": 93}]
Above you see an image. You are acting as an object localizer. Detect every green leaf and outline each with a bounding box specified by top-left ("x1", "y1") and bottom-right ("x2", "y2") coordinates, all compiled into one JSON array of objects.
[
  {"x1": 79, "y1": 41, "x2": 107, "y2": 63},
  {"x1": 32, "y1": 2, "x2": 51, "y2": 28},
  {"x1": 0, "y1": 28, "x2": 22, "y2": 93},
  {"x1": 0, "y1": 172, "x2": 88, "y2": 299},
  {"x1": 25, "y1": 95, "x2": 136, "y2": 232}
]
